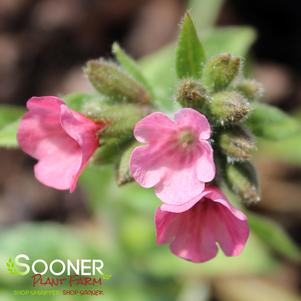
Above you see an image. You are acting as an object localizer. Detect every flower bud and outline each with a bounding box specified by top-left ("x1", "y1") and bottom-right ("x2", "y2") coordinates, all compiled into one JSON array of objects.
[
  {"x1": 202, "y1": 53, "x2": 241, "y2": 92},
  {"x1": 85, "y1": 59, "x2": 150, "y2": 104},
  {"x1": 92, "y1": 137, "x2": 129, "y2": 165},
  {"x1": 84, "y1": 103, "x2": 146, "y2": 139},
  {"x1": 208, "y1": 91, "x2": 251, "y2": 126},
  {"x1": 226, "y1": 162, "x2": 260, "y2": 205},
  {"x1": 219, "y1": 126, "x2": 256, "y2": 161},
  {"x1": 176, "y1": 79, "x2": 209, "y2": 109},
  {"x1": 237, "y1": 79, "x2": 264, "y2": 101},
  {"x1": 117, "y1": 142, "x2": 139, "y2": 186}
]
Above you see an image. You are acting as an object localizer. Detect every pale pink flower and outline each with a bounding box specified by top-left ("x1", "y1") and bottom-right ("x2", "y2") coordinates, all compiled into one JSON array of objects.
[
  {"x1": 130, "y1": 108, "x2": 215, "y2": 206},
  {"x1": 17, "y1": 96, "x2": 104, "y2": 192},
  {"x1": 155, "y1": 186, "x2": 249, "y2": 263}
]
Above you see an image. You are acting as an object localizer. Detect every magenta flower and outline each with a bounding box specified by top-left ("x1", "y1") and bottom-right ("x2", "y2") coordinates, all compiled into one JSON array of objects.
[
  {"x1": 17, "y1": 96, "x2": 104, "y2": 192},
  {"x1": 130, "y1": 108, "x2": 215, "y2": 206},
  {"x1": 155, "y1": 186, "x2": 249, "y2": 263}
]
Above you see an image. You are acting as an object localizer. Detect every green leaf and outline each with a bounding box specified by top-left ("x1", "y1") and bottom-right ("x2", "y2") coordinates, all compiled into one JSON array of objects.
[
  {"x1": 62, "y1": 92, "x2": 96, "y2": 111},
  {"x1": 0, "y1": 105, "x2": 25, "y2": 148},
  {"x1": 202, "y1": 26, "x2": 257, "y2": 57},
  {"x1": 176, "y1": 13, "x2": 206, "y2": 79},
  {"x1": 139, "y1": 44, "x2": 179, "y2": 112},
  {"x1": 112, "y1": 42, "x2": 154, "y2": 98},
  {"x1": 62, "y1": 92, "x2": 113, "y2": 119},
  {"x1": 188, "y1": 0, "x2": 224, "y2": 31},
  {"x1": 247, "y1": 102, "x2": 300, "y2": 140},
  {"x1": 248, "y1": 212, "x2": 301, "y2": 262},
  {"x1": 0, "y1": 105, "x2": 25, "y2": 128},
  {"x1": 0, "y1": 119, "x2": 20, "y2": 147},
  {"x1": 259, "y1": 134, "x2": 301, "y2": 165}
]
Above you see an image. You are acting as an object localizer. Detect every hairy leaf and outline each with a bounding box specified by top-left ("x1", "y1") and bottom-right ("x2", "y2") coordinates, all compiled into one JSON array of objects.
[
  {"x1": 176, "y1": 13, "x2": 206, "y2": 79},
  {"x1": 247, "y1": 102, "x2": 300, "y2": 140},
  {"x1": 113, "y1": 43, "x2": 154, "y2": 97}
]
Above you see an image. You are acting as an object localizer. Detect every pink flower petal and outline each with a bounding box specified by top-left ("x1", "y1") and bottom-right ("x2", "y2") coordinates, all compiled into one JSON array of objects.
[
  {"x1": 60, "y1": 105, "x2": 103, "y2": 191},
  {"x1": 175, "y1": 108, "x2": 211, "y2": 140},
  {"x1": 130, "y1": 144, "x2": 167, "y2": 188},
  {"x1": 155, "y1": 206, "x2": 218, "y2": 262},
  {"x1": 17, "y1": 96, "x2": 101, "y2": 192},
  {"x1": 204, "y1": 187, "x2": 249, "y2": 256},
  {"x1": 154, "y1": 164, "x2": 205, "y2": 205},
  {"x1": 134, "y1": 112, "x2": 176, "y2": 143},
  {"x1": 130, "y1": 138, "x2": 181, "y2": 188},
  {"x1": 27, "y1": 96, "x2": 64, "y2": 111},
  {"x1": 18, "y1": 97, "x2": 65, "y2": 159},
  {"x1": 160, "y1": 189, "x2": 210, "y2": 213},
  {"x1": 196, "y1": 141, "x2": 215, "y2": 182},
  {"x1": 155, "y1": 186, "x2": 249, "y2": 263},
  {"x1": 34, "y1": 140, "x2": 82, "y2": 191}
]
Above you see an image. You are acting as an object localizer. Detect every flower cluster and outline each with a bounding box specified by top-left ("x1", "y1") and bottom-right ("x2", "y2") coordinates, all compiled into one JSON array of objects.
[
  {"x1": 17, "y1": 98, "x2": 250, "y2": 263},
  {"x1": 16, "y1": 13, "x2": 267, "y2": 263},
  {"x1": 130, "y1": 109, "x2": 249, "y2": 262}
]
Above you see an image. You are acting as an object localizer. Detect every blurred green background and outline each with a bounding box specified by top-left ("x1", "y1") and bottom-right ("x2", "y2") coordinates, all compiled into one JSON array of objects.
[{"x1": 0, "y1": 0, "x2": 301, "y2": 300}]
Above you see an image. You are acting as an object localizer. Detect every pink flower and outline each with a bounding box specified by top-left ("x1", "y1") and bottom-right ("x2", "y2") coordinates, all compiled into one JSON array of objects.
[
  {"x1": 155, "y1": 186, "x2": 249, "y2": 263},
  {"x1": 17, "y1": 96, "x2": 104, "y2": 192},
  {"x1": 130, "y1": 108, "x2": 215, "y2": 206}
]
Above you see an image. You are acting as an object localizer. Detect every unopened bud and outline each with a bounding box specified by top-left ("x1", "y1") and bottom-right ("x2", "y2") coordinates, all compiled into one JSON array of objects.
[
  {"x1": 85, "y1": 103, "x2": 146, "y2": 139},
  {"x1": 176, "y1": 79, "x2": 209, "y2": 109},
  {"x1": 237, "y1": 79, "x2": 264, "y2": 101},
  {"x1": 85, "y1": 59, "x2": 150, "y2": 104},
  {"x1": 208, "y1": 91, "x2": 251, "y2": 126},
  {"x1": 202, "y1": 53, "x2": 241, "y2": 92},
  {"x1": 117, "y1": 142, "x2": 139, "y2": 186},
  {"x1": 226, "y1": 162, "x2": 260, "y2": 205},
  {"x1": 219, "y1": 126, "x2": 256, "y2": 161},
  {"x1": 92, "y1": 137, "x2": 128, "y2": 165}
]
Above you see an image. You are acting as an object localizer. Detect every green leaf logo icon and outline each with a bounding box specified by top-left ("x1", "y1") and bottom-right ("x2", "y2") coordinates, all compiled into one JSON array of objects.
[{"x1": 6, "y1": 257, "x2": 22, "y2": 276}]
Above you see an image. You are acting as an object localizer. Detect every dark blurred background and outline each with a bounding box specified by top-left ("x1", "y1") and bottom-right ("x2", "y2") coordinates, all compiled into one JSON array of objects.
[{"x1": 0, "y1": 1, "x2": 300, "y2": 300}]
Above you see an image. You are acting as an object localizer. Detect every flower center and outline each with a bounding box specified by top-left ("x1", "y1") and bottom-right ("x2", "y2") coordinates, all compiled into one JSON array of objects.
[{"x1": 178, "y1": 130, "x2": 196, "y2": 150}]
